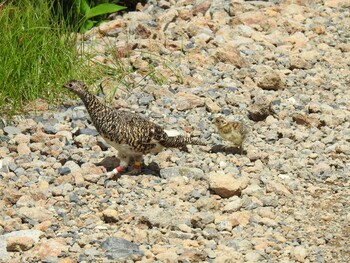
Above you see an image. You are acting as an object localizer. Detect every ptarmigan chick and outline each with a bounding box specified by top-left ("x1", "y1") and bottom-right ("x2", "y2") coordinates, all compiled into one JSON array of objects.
[
  {"x1": 214, "y1": 116, "x2": 248, "y2": 154},
  {"x1": 63, "y1": 80, "x2": 206, "y2": 178}
]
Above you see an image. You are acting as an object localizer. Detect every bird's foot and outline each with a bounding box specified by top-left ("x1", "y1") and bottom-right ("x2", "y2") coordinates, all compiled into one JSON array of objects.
[
  {"x1": 106, "y1": 166, "x2": 123, "y2": 180},
  {"x1": 129, "y1": 161, "x2": 142, "y2": 175}
]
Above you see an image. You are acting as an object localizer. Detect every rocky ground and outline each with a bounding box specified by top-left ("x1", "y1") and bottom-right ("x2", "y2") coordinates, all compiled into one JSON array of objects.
[{"x1": 1, "y1": 0, "x2": 350, "y2": 262}]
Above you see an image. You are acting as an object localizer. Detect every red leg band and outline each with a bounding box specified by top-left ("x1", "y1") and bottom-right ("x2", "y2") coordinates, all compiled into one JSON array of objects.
[{"x1": 116, "y1": 166, "x2": 123, "y2": 173}]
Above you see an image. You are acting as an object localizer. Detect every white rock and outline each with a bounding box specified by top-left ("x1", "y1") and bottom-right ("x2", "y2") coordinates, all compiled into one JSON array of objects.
[
  {"x1": 293, "y1": 246, "x2": 308, "y2": 262},
  {"x1": 223, "y1": 196, "x2": 243, "y2": 212}
]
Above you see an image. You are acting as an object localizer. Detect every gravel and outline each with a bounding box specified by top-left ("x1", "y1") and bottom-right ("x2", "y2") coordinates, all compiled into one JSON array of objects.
[{"x1": 1, "y1": 0, "x2": 350, "y2": 262}]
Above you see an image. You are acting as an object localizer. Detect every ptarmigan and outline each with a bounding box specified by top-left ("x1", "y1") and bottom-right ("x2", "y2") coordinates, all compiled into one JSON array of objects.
[
  {"x1": 214, "y1": 116, "x2": 248, "y2": 154},
  {"x1": 63, "y1": 80, "x2": 206, "y2": 177}
]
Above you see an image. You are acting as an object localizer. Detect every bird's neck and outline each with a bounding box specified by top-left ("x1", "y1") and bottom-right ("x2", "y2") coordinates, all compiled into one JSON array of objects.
[{"x1": 80, "y1": 92, "x2": 111, "y2": 119}]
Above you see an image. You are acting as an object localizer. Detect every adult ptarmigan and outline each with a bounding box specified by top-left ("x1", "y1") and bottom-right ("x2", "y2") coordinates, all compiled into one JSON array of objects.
[{"x1": 63, "y1": 80, "x2": 206, "y2": 177}]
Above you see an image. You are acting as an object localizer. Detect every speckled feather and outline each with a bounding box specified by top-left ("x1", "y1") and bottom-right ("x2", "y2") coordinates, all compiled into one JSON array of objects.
[
  {"x1": 63, "y1": 80, "x2": 206, "y2": 156},
  {"x1": 214, "y1": 116, "x2": 248, "y2": 149}
]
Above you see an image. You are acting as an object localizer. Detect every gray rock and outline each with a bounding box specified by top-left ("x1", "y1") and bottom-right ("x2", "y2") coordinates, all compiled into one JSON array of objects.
[
  {"x1": 160, "y1": 167, "x2": 206, "y2": 180},
  {"x1": 3, "y1": 126, "x2": 21, "y2": 135},
  {"x1": 69, "y1": 194, "x2": 80, "y2": 203},
  {"x1": 222, "y1": 108, "x2": 232, "y2": 115},
  {"x1": 126, "y1": 94, "x2": 139, "y2": 104},
  {"x1": 85, "y1": 247, "x2": 101, "y2": 257},
  {"x1": 191, "y1": 212, "x2": 215, "y2": 229},
  {"x1": 139, "y1": 207, "x2": 173, "y2": 227},
  {"x1": 58, "y1": 166, "x2": 71, "y2": 175},
  {"x1": 0, "y1": 159, "x2": 9, "y2": 173},
  {"x1": 44, "y1": 125, "x2": 57, "y2": 134},
  {"x1": 260, "y1": 195, "x2": 279, "y2": 207},
  {"x1": 216, "y1": 220, "x2": 233, "y2": 231},
  {"x1": 0, "y1": 239, "x2": 7, "y2": 261},
  {"x1": 242, "y1": 184, "x2": 264, "y2": 197},
  {"x1": 42, "y1": 257, "x2": 59, "y2": 263},
  {"x1": 189, "y1": 189, "x2": 204, "y2": 200},
  {"x1": 139, "y1": 93, "x2": 155, "y2": 106},
  {"x1": 207, "y1": 90, "x2": 220, "y2": 100},
  {"x1": 61, "y1": 161, "x2": 81, "y2": 173},
  {"x1": 101, "y1": 238, "x2": 144, "y2": 260},
  {"x1": 168, "y1": 230, "x2": 194, "y2": 239},
  {"x1": 72, "y1": 107, "x2": 86, "y2": 119},
  {"x1": 79, "y1": 128, "x2": 99, "y2": 136}
]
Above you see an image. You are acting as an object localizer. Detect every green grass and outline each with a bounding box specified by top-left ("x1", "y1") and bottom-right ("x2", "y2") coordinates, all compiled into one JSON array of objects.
[
  {"x1": 0, "y1": 0, "x2": 183, "y2": 118},
  {"x1": 0, "y1": 0, "x2": 85, "y2": 116},
  {"x1": 80, "y1": 37, "x2": 184, "y2": 105}
]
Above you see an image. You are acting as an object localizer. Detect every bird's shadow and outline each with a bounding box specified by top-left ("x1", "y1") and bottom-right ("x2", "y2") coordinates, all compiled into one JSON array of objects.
[
  {"x1": 95, "y1": 156, "x2": 161, "y2": 177},
  {"x1": 210, "y1": 144, "x2": 246, "y2": 155}
]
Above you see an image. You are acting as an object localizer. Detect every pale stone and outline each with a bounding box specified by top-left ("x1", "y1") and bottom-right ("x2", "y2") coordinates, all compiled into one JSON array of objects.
[
  {"x1": 14, "y1": 134, "x2": 30, "y2": 144},
  {"x1": 102, "y1": 209, "x2": 119, "y2": 223},
  {"x1": 17, "y1": 143, "x2": 31, "y2": 155},
  {"x1": 293, "y1": 246, "x2": 308, "y2": 262},
  {"x1": 324, "y1": 0, "x2": 350, "y2": 7},
  {"x1": 208, "y1": 173, "x2": 249, "y2": 198},
  {"x1": 19, "y1": 207, "x2": 54, "y2": 222},
  {"x1": 6, "y1": 236, "x2": 35, "y2": 251},
  {"x1": 222, "y1": 196, "x2": 243, "y2": 212},
  {"x1": 175, "y1": 92, "x2": 205, "y2": 111},
  {"x1": 266, "y1": 181, "x2": 292, "y2": 196},
  {"x1": 257, "y1": 70, "x2": 284, "y2": 90},
  {"x1": 31, "y1": 238, "x2": 68, "y2": 260}
]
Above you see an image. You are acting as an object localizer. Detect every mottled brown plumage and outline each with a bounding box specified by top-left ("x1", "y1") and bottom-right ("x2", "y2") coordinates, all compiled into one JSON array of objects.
[
  {"x1": 63, "y1": 80, "x2": 206, "y2": 176},
  {"x1": 214, "y1": 116, "x2": 248, "y2": 153}
]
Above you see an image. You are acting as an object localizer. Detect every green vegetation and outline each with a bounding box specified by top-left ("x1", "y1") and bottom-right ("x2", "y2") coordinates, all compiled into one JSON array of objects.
[
  {"x1": 0, "y1": 0, "x2": 181, "y2": 117},
  {"x1": 0, "y1": 0, "x2": 82, "y2": 116},
  {"x1": 0, "y1": 0, "x2": 126, "y2": 116},
  {"x1": 74, "y1": 0, "x2": 126, "y2": 33}
]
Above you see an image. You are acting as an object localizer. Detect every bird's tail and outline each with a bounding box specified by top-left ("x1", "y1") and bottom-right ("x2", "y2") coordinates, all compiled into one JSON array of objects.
[{"x1": 160, "y1": 135, "x2": 207, "y2": 148}]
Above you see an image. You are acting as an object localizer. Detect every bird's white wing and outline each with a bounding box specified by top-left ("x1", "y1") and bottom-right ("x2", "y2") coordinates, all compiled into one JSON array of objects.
[{"x1": 164, "y1": 129, "x2": 181, "y2": 137}]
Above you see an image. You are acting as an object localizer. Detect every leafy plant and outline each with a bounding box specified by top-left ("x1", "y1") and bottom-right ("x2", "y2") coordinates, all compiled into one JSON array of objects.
[
  {"x1": 0, "y1": 0, "x2": 87, "y2": 116},
  {"x1": 74, "y1": 0, "x2": 126, "y2": 33}
]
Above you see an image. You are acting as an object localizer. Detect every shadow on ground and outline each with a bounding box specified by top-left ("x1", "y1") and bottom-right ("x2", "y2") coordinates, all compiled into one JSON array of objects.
[
  {"x1": 210, "y1": 145, "x2": 245, "y2": 155},
  {"x1": 96, "y1": 156, "x2": 160, "y2": 177}
]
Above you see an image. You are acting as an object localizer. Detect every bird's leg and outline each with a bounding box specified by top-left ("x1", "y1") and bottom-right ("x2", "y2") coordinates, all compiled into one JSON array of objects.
[
  {"x1": 106, "y1": 154, "x2": 130, "y2": 179},
  {"x1": 240, "y1": 141, "x2": 246, "y2": 155},
  {"x1": 129, "y1": 155, "x2": 143, "y2": 175}
]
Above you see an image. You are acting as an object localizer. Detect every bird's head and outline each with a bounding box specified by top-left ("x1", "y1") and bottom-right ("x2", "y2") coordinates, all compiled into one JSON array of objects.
[
  {"x1": 214, "y1": 116, "x2": 228, "y2": 129},
  {"x1": 62, "y1": 80, "x2": 87, "y2": 96}
]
